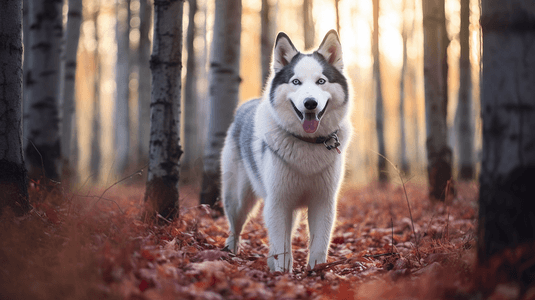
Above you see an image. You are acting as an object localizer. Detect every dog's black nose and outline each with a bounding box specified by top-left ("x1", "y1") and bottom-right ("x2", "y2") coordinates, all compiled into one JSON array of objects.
[{"x1": 304, "y1": 98, "x2": 317, "y2": 110}]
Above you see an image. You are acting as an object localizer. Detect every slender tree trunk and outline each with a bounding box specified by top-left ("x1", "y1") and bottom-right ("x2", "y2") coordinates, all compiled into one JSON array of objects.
[
  {"x1": 411, "y1": 67, "x2": 420, "y2": 166},
  {"x1": 200, "y1": 0, "x2": 242, "y2": 209},
  {"x1": 441, "y1": 4, "x2": 449, "y2": 123},
  {"x1": 115, "y1": 0, "x2": 131, "y2": 176},
  {"x1": 90, "y1": 89, "x2": 101, "y2": 181},
  {"x1": 398, "y1": 0, "x2": 409, "y2": 175},
  {"x1": 182, "y1": 0, "x2": 199, "y2": 179},
  {"x1": 144, "y1": 0, "x2": 184, "y2": 221},
  {"x1": 408, "y1": 0, "x2": 419, "y2": 169},
  {"x1": 373, "y1": 0, "x2": 387, "y2": 182},
  {"x1": 303, "y1": 0, "x2": 315, "y2": 50},
  {"x1": 455, "y1": 0, "x2": 474, "y2": 181},
  {"x1": 478, "y1": 0, "x2": 535, "y2": 292},
  {"x1": 137, "y1": 0, "x2": 152, "y2": 166},
  {"x1": 196, "y1": 0, "x2": 208, "y2": 151},
  {"x1": 22, "y1": 0, "x2": 30, "y2": 155},
  {"x1": 422, "y1": 0, "x2": 451, "y2": 201},
  {"x1": 0, "y1": 0, "x2": 30, "y2": 215},
  {"x1": 90, "y1": 7, "x2": 102, "y2": 182},
  {"x1": 59, "y1": 0, "x2": 83, "y2": 185},
  {"x1": 260, "y1": 0, "x2": 273, "y2": 87},
  {"x1": 334, "y1": 0, "x2": 340, "y2": 34},
  {"x1": 70, "y1": 110, "x2": 79, "y2": 179},
  {"x1": 25, "y1": 0, "x2": 63, "y2": 182}
]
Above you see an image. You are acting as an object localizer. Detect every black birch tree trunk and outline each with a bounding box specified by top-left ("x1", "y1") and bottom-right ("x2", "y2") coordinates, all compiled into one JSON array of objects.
[
  {"x1": 422, "y1": 0, "x2": 452, "y2": 201},
  {"x1": 22, "y1": 0, "x2": 30, "y2": 154},
  {"x1": 478, "y1": 0, "x2": 535, "y2": 292},
  {"x1": 0, "y1": 0, "x2": 30, "y2": 215},
  {"x1": 455, "y1": 0, "x2": 474, "y2": 181},
  {"x1": 144, "y1": 0, "x2": 184, "y2": 221},
  {"x1": 59, "y1": 0, "x2": 83, "y2": 185}
]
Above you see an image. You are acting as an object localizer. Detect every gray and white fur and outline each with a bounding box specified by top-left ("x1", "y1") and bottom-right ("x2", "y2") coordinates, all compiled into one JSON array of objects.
[{"x1": 221, "y1": 30, "x2": 352, "y2": 272}]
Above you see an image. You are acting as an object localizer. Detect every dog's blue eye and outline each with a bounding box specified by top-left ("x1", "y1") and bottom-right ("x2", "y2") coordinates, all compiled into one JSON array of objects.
[
  {"x1": 317, "y1": 78, "x2": 326, "y2": 85},
  {"x1": 292, "y1": 79, "x2": 301, "y2": 85}
]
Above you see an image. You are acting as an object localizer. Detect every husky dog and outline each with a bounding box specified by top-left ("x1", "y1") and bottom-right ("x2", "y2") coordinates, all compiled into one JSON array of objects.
[{"x1": 221, "y1": 30, "x2": 352, "y2": 272}]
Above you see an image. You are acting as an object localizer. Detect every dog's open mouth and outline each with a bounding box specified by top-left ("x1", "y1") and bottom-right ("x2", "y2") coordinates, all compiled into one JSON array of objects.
[
  {"x1": 291, "y1": 100, "x2": 329, "y2": 134},
  {"x1": 303, "y1": 113, "x2": 319, "y2": 133}
]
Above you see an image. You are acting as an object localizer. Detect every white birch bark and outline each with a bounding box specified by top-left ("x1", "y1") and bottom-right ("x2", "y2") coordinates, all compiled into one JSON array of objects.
[
  {"x1": 25, "y1": 0, "x2": 63, "y2": 181},
  {"x1": 0, "y1": 0, "x2": 30, "y2": 214},
  {"x1": 144, "y1": 0, "x2": 184, "y2": 220},
  {"x1": 115, "y1": 0, "x2": 131, "y2": 176},
  {"x1": 373, "y1": 0, "x2": 387, "y2": 182},
  {"x1": 200, "y1": 0, "x2": 242, "y2": 208},
  {"x1": 454, "y1": 0, "x2": 474, "y2": 181},
  {"x1": 422, "y1": 0, "x2": 452, "y2": 200},
  {"x1": 59, "y1": 0, "x2": 82, "y2": 183},
  {"x1": 137, "y1": 0, "x2": 152, "y2": 165},
  {"x1": 182, "y1": 0, "x2": 199, "y2": 178},
  {"x1": 478, "y1": 1, "x2": 535, "y2": 267}
]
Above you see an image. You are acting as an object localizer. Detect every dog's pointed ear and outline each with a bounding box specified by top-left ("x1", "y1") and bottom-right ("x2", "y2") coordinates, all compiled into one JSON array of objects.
[
  {"x1": 272, "y1": 32, "x2": 299, "y2": 73},
  {"x1": 317, "y1": 30, "x2": 343, "y2": 71}
]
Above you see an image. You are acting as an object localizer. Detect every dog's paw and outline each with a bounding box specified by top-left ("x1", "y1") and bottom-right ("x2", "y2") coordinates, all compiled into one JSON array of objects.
[
  {"x1": 307, "y1": 253, "x2": 327, "y2": 270},
  {"x1": 268, "y1": 253, "x2": 293, "y2": 273},
  {"x1": 225, "y1": 235, "x2": 239, "y2": 254}
]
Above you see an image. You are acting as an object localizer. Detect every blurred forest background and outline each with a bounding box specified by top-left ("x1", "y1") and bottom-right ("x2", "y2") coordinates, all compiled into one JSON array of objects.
[
  {"x1": 4, "y1": 1, "x2": 535, "y2": 297},
  {"x1": 28, "y1": 0, "x2": 481, "y2": 187}
]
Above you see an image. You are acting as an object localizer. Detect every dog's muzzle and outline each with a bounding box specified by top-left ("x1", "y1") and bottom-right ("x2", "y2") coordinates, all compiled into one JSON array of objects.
[{"x1": 291, "y1": 99, "x2": 329, "y2": 134}]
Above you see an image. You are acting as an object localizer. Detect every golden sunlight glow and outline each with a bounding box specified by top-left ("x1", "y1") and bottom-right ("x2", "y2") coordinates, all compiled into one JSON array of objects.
[
  {"x1": 379, "y1": 11, "x2": 403, "y2": 68},
  {"x1": 71, "y1": 0, "x2": 481, "y2": 185},
  {"x1": 313, "y1": 0, "x2": 403, "y2": 69},
  {"x1": 257, "y1": 0, "x2": 405, "y2": 71},
  {"x1": 311, "y1": 1, "x2": 336, "y2": 43}
]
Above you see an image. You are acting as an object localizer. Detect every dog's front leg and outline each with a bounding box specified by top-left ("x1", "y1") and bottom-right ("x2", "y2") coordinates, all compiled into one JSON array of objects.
[
  {"x1": 264, "y1": 199, "x2": 294, "y2": 272},
  {"x1": 307, "y1": 195, "x2": 336, "y2": 270}
]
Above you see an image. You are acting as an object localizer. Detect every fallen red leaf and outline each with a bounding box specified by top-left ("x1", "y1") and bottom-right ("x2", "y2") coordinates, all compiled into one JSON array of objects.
[
  {"x1": 141, "y1": 249, "x2": 155, "y2": 261},
  {"x1": 139, "y1": 279, "x2": 150, "y2": 292}
]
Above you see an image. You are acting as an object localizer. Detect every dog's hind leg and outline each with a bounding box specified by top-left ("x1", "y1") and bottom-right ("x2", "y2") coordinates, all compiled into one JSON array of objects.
[{"x1": 222, "y1": 157, "x2": 258, "y2": 254}]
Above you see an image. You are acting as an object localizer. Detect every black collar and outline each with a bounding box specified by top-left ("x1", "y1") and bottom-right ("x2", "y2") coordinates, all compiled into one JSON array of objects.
[
  {"x1": 291, "y1": 130, "x2": 337, "y2": 144},
  {"x1": 291, "y1": 130, "x2": 341, "y2": 153}
]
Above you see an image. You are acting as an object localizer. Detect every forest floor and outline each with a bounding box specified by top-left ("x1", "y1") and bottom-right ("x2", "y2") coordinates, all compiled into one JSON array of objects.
[{"x1": 0, "y1": 177, "x2": 495, "y2": 299}]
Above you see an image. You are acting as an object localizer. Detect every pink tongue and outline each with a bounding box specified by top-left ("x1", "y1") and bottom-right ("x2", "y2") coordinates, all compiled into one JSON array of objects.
[{"x1": 303, "y1": 119, "x2": 319, "y2": 133}]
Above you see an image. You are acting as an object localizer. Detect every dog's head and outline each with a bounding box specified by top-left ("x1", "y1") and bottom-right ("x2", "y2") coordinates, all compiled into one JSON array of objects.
[{"x1": 268, "y1": 30, "x2": 349, "y2": 136}]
